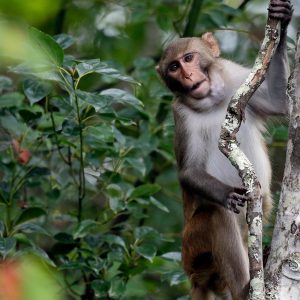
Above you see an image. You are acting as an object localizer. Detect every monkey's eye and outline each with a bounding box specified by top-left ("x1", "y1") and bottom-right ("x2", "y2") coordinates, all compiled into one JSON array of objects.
[
  {"x1": 168, "y1": 62, "x2": 180, "y2": 72},
  {"x1": 183, "y1": 53, "x2": 194, "y2": 63}
]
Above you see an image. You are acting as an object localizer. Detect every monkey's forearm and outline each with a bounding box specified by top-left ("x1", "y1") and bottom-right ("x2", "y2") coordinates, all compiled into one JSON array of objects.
[
  {"x1": 265, "y1": 29, "x2": 289, "y2": 113},
  {"x1": 179, "y1": 168, "x2": 232, "y2": 207}
]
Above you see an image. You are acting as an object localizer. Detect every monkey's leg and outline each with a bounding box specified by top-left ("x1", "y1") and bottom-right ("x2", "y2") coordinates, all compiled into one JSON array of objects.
[
  {"x1": 191, "y1": 286, "x2": 214, "y2": 300},
  {"x1": 213, "y1": 211, "x2": 250, "y2": 300},
  {"x1": 182, "y1": 204, "x2": 226, "y2": 300}
]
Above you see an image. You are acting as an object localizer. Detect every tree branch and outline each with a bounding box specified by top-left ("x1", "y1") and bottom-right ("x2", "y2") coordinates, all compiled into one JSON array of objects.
[{"x1": 218, "y1": 11, "x2": 281, "y2": 300}]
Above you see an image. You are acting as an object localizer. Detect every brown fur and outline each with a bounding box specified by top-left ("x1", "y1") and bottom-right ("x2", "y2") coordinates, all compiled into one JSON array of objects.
[{"x1": 182, "y1": 192, "x2": 249, "y2": 300}]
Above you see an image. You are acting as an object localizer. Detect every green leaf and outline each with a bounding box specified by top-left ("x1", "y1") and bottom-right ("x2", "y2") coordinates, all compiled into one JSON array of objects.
[
  {"x1": 50, "y1": 95, "x2": 73, "y2": 111},
  {"x1": 54, "y1": 232, "x2": 75, "y2": 244},
  {"x1": 95, "y1": 66, "x2": 140, "y2": 85},
  {"x1": 27, "y1": 167, "x2": 50, "y2": 177},
  {"x1": 150, "y1": 197, "x2": 169, "y2": 213},
  {"x1": 76, "y1": 90, "x2": 111, "y2": 112},
  {"x1": 0, "y1": 115, "x2": 27, "y2": 136},
  {"x1": 19, "y1": 109, "x2": 43, "y2": 122},
  {"x1": 124, "y1": 158, "x2": 146, "y2": 178},
  {"x1": 15, "y1": 207, "x2": 47, "y2": 225},
  {"x1": 18, "y1": 247, "x2": 56, "y2": 267},
  {"x1": 135, "y1": 244, "x2": 157, "y2": 262},
  {"x1": 73, "y1": 220, "x2": 98, "y2": 239},
  {"x1": 23, "y1": 78, "x2": 52, "y2": 105},
  {"x1": 106, "y1": 262, "x2": 122, "y2": 280},
  {"x1": 103, "y1": 234, "x2": 126, "y2": 250},
  {"x1": 53, "y1": 33, "x2": 75, "y2": 50},
  {"x1": 0, "y1": 92, "x2": 24, "y2": 108},
  {"x1": 76, "y1": 59, "x2": 102, "y2": 77},
  {"x1": 10, "y1": 63, "x2": 64, "y2": 83},
  {"x1": 76, "y1": 59, "x2": 140, "y2": 85},
  {"x1": 108, "y1": 278, "x2": 126, "y2": 299},
  {"x1": 92, "y1": 280, "x2": 110, "y2": 298},
  {"x1": 15, "y1": 223, "x2": 50, "y2": 236},
  {"x1": 106, "y1": 184, "x2": 124, "y2": 213},
  {"x1": 0, "y1": 76, "x2": 13, "y2": 92},
  {"x1": 161, "y1": 270, "x2": 187, "y2": 286},
  {"x1": 130, "y1": 184, "x2": 161, "y2": 199},
  {"x1": 62, "y1": 118, "x2": 81, "y2": 137},
  {"x1": 161, "y1": 252, "x2": 181, "y2": 262},
  {"x1": 100, "y1": 89, "x2": 143, "y2": 110},
  {"x1": 77, "y1": 89, "x2": 143, "y2": 112},
  {"x1": 109, "y1": 198, "x2": 122, "y2": 214},
  {"x1": 207, "y1": 10, "x2": 227, "y2": 27},
  {"x1": 30, "y1": 247, "x2": 56, "y2": 267},
  {"x1": 0, "y1": 237, "x2": 16, "y2": 258},
  {"x1": 107, "y1": 248, "x2": 124, "y2": 264},
  {"x1": 134, "y1": 226, "x2": 160, "y2": 242},
  {"x1": 87, "y1": 257, "x2": 105, "y2": 275},
  {"x1": 107, "y1": 184, "x2": 123, "y2": 199},
  {"x1": 86, "y1": 124, "x2": 114, "y2": 143},
  {"x1": 28, "y1": 27, "x2": 64, "y2": 67}
]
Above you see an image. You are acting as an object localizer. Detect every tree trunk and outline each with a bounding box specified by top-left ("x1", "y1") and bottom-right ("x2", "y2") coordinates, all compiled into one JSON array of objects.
[{"x1": 265, "y1": 30, "x2": 300, "y2": 300}]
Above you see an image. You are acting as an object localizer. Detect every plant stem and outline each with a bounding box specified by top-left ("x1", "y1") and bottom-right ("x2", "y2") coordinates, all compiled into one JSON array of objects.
[
  {"x1": 183, "y1": 0, "x2": 204, "y2": 37},
  {"x1": 5, "y1": 203, "x2": 12, "y2": 236},
  {"x1": 73, "y1": 91, "x2": 85, "y2": 223},
  {"x1": 47, "y1": 98, "x2": 69, "y2": 165}
]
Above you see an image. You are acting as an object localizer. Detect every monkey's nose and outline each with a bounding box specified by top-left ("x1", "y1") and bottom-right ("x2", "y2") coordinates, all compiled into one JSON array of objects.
[{"x1": 184, "y1": 73, "x2": 192, "y2": 80}]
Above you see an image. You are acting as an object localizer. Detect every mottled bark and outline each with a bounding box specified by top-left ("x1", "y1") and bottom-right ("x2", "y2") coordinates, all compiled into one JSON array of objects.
[
  {"x1": 218, "y1": 16, "x2": 281, "y2": 300},
  {"x1": 265, "y1": 30, "x2": 300, "y2": 300}
]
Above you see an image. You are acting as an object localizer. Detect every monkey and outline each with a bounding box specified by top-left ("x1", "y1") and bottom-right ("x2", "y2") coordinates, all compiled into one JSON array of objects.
[{"x1": 156, "y1": 1, "x2": 292, "y2": 299}]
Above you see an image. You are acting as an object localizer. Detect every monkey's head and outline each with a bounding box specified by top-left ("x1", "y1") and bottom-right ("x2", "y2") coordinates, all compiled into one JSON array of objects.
[{"x1": 156, "y1": 32, "x2": 220, "y2": 100}]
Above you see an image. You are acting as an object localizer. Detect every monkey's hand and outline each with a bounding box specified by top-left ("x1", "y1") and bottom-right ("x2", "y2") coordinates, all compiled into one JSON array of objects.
[
  {"x1": 268, "y1": 0, "x2": 293, "y2": 29},
  {"x1": 226, "y1": 188, "x2": 249, "y2": 214}
]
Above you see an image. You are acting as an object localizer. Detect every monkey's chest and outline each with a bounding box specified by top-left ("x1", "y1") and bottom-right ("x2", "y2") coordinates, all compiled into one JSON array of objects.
[{"x1": 187, "y1": 121, "x2": 269, "y2": 189}]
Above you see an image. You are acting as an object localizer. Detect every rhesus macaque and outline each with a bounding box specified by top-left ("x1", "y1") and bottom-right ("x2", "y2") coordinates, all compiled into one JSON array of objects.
[{"x1": 156, "y1": 1, "x2": 292, "y2": 299}]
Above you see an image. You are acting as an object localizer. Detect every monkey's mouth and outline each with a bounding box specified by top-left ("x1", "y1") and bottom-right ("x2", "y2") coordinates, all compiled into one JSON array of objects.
[
  {"x1": 191, "y1": 80, "x2": 203, "y2": 91},
  {"x1": 191, "y1": 81, "x2": 204, "y2": 91},
  {"x1": 189, "y1": 79, "x2": 209, "y2": 99}
]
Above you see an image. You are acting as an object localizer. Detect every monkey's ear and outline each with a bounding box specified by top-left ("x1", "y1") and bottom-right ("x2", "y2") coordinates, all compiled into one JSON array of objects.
[{"x1": 201, "y1": 32, "x2": 220, "y2": 58}]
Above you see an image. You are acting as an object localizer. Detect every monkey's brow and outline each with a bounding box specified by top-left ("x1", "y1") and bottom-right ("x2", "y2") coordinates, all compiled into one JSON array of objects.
[{"x1": 178, "y1": 51, "x2": 200, "y2": 60}]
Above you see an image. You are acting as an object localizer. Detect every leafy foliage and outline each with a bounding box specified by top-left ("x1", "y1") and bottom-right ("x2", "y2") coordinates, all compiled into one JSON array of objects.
[{"x1": 0, "y1": 23, "x2": 184, "y2": 299}]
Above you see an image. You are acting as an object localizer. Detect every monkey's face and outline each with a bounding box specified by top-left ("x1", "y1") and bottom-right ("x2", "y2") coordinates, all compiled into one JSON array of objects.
[
  {"x1": 157, "y1": 37, "x2": 219, "y2": 102},
  {"x1": 165, "y1": 51, "x2": 211, "y2": 99}
]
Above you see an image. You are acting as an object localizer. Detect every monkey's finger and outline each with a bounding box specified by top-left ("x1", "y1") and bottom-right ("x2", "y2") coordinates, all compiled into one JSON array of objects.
[
  {"x1": 230, "y1": 193, "x2": 249, "y2": 202},
  {"x1": 231, "y1": 206, "x2": 240, "y2": 214},
  {"x1": 268, "y1": 5, "x2": 292, "y2": 16},
  {"x1": 227, "y1": 199, "x2": 243, "y2": 214},
  {"x1": 233, "y1": 187, "x2": 248, "y2": 194},
  {"x1": 232, "y1": 187, "x2": 251, "y2": 199},
  {"x1": 233, "y1": 198, "x2": 246, "y2": 207},
  {"x1": 236, "y1": 201, "x2": 246, "y2": 207},
  {"x1": 269, "y1": 0, "x2": 291, "y2": 7},
  {"x1": 227, "y1": 200, "x2": 235, "y2": 211}
]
